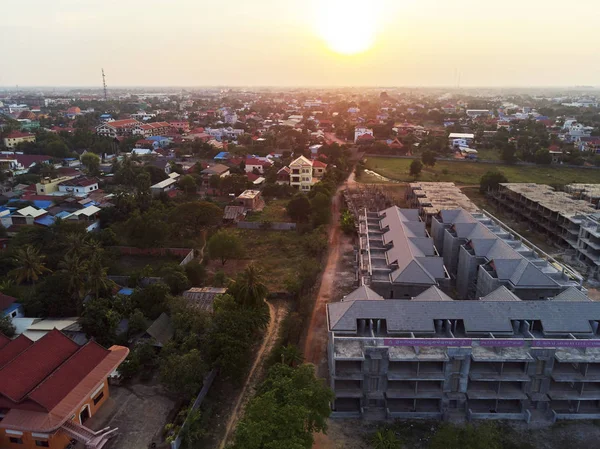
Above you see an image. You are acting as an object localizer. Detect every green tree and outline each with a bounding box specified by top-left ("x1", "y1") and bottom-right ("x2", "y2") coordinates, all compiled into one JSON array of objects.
[
  {"x1": 159, "y1": 264, "x2": 190, "y2": 294},
  {"x1": 371, "y1": 429, "x2": 402, "y2": 449},
  {"x1": 208, "y1": 230, "x2": 243, "y2": 266},
  {"x1": 9, "y1": 245, "x2": 51, "y2": 284},
  {"x1": 421, "y1": 150, "x2": 437, "y2": 167},
  {"x1": 228, "y1": 264, "x2": 268, "y2": 308},
  {"x1": 287, "y1": 194, "x2": 311, "y2": 223},
  {"x1": 0, "y1": 315, "x2": 16, "y2": 338},
  {"x1": 86, "y1": 252, "x2": 115, "y2": 299},
  {"x1": 128, "y1": 308, "x2": 148, "y2": 335},
  {"x1": 160, "y1": 349, "x2": 206, "y2": 398},
  {"x1": 535, "y1": 149, "x2": 552, "y2": 165},
  {"x1": 310, "y1": 192, "x2": 331, "y2": 227},
  {"x1": 58, "y1": 253, "x2": 89, "y2": 313},
  {"x1": 409, "y1": 160, "x2": 423, "y2": 178},
  {"x1": 131, "y1": 282, "x2": 172, "y2": 319},
  {"x1": 340, "y1": 209, "x2": 355, "y2": 234},
  {"x1": 179, "y1": 409, "x2": 205, "y2": 449},
  {"x1": 230, "y1": 363, "x2": 333, "y2": 449},
  {"x1": 480, "y1": 170, "x2": 508, "y2": 194},
  {"x1": 169, "y1": 202, "x2": 223, "y2": 240},
  {"x1": 81, "y1": 297, "x2": 122, "y2": 347},
  {"x1": 279, "y1": 344, "x2": 304, "y2": 367},
  {"x1": 81, "y1": 152, "x2": 101, "y2": 176},
  {"x1": 179, "y1": 174, "x2": 197, "y2": 195}
]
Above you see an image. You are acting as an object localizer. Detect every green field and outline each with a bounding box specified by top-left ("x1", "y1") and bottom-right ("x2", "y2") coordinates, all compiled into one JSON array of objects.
[{"x1": 365, "y1": 157, "x2": 600, "y2": 185}]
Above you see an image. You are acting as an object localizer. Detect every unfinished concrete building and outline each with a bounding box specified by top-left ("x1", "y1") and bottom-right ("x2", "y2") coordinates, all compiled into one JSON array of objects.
[
  {"x1": 488, "y1": 183, "x2": 600, "y2": 277},
  {"x1": 358, "y1": 206, "x2": 450, "y2": 298},
  {"x1": 406, "y1": 182, "x2": 480, "y2": 224},
  {"x1": 328, "y1": 284, "x2": 600, "y2": 422},
  {"x1": 431, "y1": 209, "x2": 583, "y2": 300}
]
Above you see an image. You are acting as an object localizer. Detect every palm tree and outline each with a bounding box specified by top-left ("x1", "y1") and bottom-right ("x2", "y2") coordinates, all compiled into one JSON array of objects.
[
  {"x1": 64, "y1": 233, "x2": 87, "y2": 257},
  {"x1": 10, "y1": 245, "x2": 51, "y2": 284},
  {"x1": 280, "y1": 344, "x2": 304, "y2": 367},
  {"x1": 59, "y1": 254, "x2": 89, "y2": 313},
  {"x1": 229, "y1": 264, "x2": 268, "y2": 308},
  {"x1": 371, "y1": 429, "x2": 401, "y2": 449},
  {"x1": 86, "y1": 253, "x2": 115, "y2": 299}
]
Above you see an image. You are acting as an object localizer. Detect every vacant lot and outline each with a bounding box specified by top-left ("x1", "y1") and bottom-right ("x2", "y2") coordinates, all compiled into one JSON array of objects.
[
  {"x1": 245, "y1": 199, "x2": 290, "y2": 222},
  {"x1": 205, "y1": 228, "x2": 316, "y2": 292},
  {"x1": 365, "y1": 157, "x2": 600, "y2": 185}
]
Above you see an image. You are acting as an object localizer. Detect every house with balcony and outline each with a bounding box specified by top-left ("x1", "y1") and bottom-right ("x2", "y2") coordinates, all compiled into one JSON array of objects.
[
  {"x1": 95, "y1": 119, "x2": 140, "y2": 138},
  {"x1": 288, "y1": 156, "x2": 327, "y2": 191},
  {"x1": 0, "y1": 329, "x2": 129, "y2": 449}
]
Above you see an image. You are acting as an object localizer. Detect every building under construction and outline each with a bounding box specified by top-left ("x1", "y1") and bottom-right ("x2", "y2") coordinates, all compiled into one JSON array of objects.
[
  {"x1": 406, "y1": 182, "x2": 480, "y2": 224},
  {"x1": 488, "y1": 183, "x2": 600, "y2": 278}
]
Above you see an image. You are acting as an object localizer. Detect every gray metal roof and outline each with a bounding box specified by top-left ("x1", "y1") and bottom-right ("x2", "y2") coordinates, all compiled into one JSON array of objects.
[
  {"x1": 551, "y1": 287, "x2": 591, "y2": 302},
  {"x1": 343, "y1": 285, "x2": 384, "y2": 302},
  {"x1": 328, "y1": 295, "x2": 600, "y2": 335},
  {"x1": 413, "y1": 286, "x2": 453, "y2": 301},
  {"x1": 378, "y1": 206, "x2": 445, "y2": 285},
  {"x1": 479, "y1": 286, "x2": 521, "y2": 301}
]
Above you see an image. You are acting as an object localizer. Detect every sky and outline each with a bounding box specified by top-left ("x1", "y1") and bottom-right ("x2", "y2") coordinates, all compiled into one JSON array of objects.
[{"x1": 2, "y1": 0, "x2": 600, "y2": 87}]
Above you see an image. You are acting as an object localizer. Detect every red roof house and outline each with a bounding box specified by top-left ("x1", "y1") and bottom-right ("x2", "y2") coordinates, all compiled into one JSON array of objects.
[{"x1": 0, "y1": 330, "x2": 129, "y2": 449}]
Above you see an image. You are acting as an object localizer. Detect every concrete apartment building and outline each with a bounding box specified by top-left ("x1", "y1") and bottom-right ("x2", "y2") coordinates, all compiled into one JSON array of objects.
[
  {"x1": 358, "y1": 206, "x2": 450, "y2": 298},
  {"x1": 327, "y1": 284, "x2": 600, "y2": 423},
  {"x1": 488, "y1": 183, "x2": 600, "y2": 278},
  {"x1": 431, "y1": 209, "x2": 584, "y2": 300}
]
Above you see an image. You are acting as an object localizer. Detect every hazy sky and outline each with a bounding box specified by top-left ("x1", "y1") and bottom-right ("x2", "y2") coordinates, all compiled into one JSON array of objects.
[{"x1": 2, "y1": 0, "x2": 600, "y2": 87}]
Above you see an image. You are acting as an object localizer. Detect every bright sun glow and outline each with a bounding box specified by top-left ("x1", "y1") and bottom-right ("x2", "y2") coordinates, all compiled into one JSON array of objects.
[{"x1": 316, "y1": 0, "x2": 381, "y2": 55}]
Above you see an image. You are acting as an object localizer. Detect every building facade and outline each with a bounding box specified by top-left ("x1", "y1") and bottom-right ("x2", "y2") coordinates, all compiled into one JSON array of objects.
[
  {"x1": 289, "y1": 156, "x2": 327, "y2": 191},
  {"x1": 3, "y1": 132, "x2": 36, "y2": 149},
  {"x1": 328, "y1": 285, "x2": 600, "y2": 423}
]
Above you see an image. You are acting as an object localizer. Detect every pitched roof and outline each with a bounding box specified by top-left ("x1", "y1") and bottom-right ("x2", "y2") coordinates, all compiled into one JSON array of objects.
[
  {"x1": 0, "y1": 335, "x2": 34, "y2": 369},
  {"x1": 0, "y1": 330, "x2": 79, "y2": 402},
  {"x1": 551, "y1": 287, "x2": 590, "y2": 302},
  {"x1": 5, "y1": 131, "x2": 35, "y2": 139},
  {"x1": 413, "y1": 286, "x2": 453, "y2": 301},
  {"x1": 312, "y1": 160, "x2": 327, "y2": 168},
  {"x1": 145, "y1": 313, "x2": 174, "y2": 347},
  {"x1": 28, "y1": 341, "x2": 110, "y2": 411},
  {"x1": 342, "y1": 285, "x2": 384, "y2": 302},
  {"x1": 0, "y1": 334, "x2": 10, "y2": 350},
  {"x1": 480, "y1": 286, "x2": 522, "y2": 301},
  {"x1": 100, "y1": 119, "x2": 139, "y2": 129},
  {"x1": 0, "y1": 292, "x2": 17, "y2": 311}
]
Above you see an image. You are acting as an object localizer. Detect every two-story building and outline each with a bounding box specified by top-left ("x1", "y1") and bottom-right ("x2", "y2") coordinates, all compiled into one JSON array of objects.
[
  {"x1": 2, "y1": 132, "x2": 36, "y2": 149},
  {"x1": 0, "y1": 329, "x2": 129, "y2": 449},
  {"x1": 132, "y1": 122, "x2": 171, "y2": 137},
  {"x1": 58, "y1": 178, "x2": 99, "y2": 195}
]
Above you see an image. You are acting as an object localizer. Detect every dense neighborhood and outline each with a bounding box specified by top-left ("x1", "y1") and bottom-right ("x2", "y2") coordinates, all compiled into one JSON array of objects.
[{"x1": 2, "y1": 86, "x2": 600, "y2": 449}]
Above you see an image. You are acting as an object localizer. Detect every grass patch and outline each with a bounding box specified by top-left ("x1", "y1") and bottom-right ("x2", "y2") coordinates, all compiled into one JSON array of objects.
[
  {"x1": 206, "y1": 229, "x2": 312, "y2": 292},
  {"x1": 245, "y1": 199, "x2": 290, "y2": 222},
  {"x1": 475, "y1": 148, "x2": 503, "y2": 161},
  {"x1": 365, "y1": 156, "x2": 600, "y2": 185}
]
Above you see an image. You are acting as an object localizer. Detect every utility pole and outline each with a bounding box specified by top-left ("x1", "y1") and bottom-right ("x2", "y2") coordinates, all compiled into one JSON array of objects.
[{"x1": 102, "y1": 68, "x2": 108, "y2": 101}]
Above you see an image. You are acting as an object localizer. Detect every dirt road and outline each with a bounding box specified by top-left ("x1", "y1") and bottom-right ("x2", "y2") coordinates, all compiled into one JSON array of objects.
[{"x1": 218, "y1": 300, "x2": 289, "y2": 449}]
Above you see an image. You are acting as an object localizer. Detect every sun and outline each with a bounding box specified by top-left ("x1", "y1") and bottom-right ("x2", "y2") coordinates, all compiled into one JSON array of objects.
[{"x1": 316, "y1": 0, "x2": 379, "y2": 55}]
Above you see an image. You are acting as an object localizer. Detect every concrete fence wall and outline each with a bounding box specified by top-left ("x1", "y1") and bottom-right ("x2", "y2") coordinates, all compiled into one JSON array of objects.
[
  {"x1": 170, "y1": 369, "x2": 218, "y2": 449},
  {"x1": 237, "y1": 221, "x2": 296, "y2": 231}
]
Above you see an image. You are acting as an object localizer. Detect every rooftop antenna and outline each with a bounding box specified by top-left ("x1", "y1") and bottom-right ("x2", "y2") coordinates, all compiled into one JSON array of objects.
[{"x1": 102, "y1": 68, "x2": 108, "y2": 101}]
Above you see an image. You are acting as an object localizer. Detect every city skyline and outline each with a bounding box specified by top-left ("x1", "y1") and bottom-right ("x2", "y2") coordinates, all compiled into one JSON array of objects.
[{"x1": 2, "y1": 0, "x2": 600, "y2": 87}]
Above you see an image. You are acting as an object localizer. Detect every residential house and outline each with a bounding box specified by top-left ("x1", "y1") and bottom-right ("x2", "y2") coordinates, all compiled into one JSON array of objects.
[
  {"x1": 35, "y1": 176, "x2": 76, "y2": 195},
  {"x1": 236, "y1": 190, "x2": 263, "y2": 210},
  {"x1": 95, "y1": 119, "x2": 140, "y2": 138},
  {"x1": 200, "y1": 164, "x2": 230, "y2": 187},
  {"x1": 276, "y1": 166, "x2": 290, "y2": 185},
  {"x1": 182, "y1": 287, "x2": 227, "y2": 311},
  {"x1": 64, "y1": 205, "x2": 101, "y2": 232},
  {"x1": 3, "y1": 132, "x2": 36, "y2": 149},
  {"x1": 289, "y1": 156, "x2": 327, "y2": 191},
  {"x1": 0, "y1": 154, "x2": 51, "y2": 175},
  {"x1": 150, "y1": 177, "x2": 178, "y2": 197},
  {"x1": 245, "y1": 157, "x2": 272, "y2": 174},
  {"x1": 8, "y1": 206, "x2": 48, "y2": 227},
  {"x1": 58, "y1": 178, "x2": 99, "y2": 195},
  {"x1": 0, "y1": 329, "x2": 129, "y2": 449},
  {"x1": 0, "y1": 293, "x2": 23, "y2": 319},
  {"x1": 354, "y1": 127, "x2": 374, "y2": 143},
  {"x1": 135, "y1": 139, "x2": 160, "y2": 150}
]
